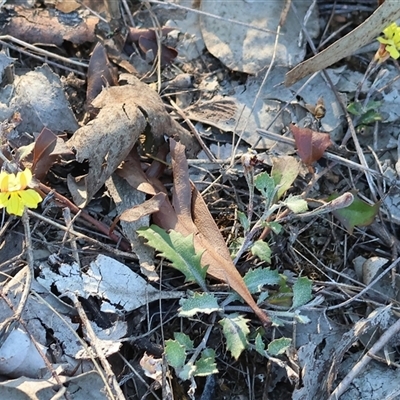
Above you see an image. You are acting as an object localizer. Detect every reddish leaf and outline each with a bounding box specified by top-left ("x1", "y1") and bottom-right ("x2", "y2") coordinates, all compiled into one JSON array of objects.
[
  {"x1": 138, "y1": 36, "x2": 178, "y2": 66},
  {"x1": 290, "y1": 123, "x2": 332, "y2": 165},
  {"x1": 128, "y1": 27, "x2": 178, "y2": 66},
  {"x1": 86, "y1": 42, "x2": 118, "y2": 108},
  {"x1": 32, "y1": 127, "x2": 73, "y2": 180}
]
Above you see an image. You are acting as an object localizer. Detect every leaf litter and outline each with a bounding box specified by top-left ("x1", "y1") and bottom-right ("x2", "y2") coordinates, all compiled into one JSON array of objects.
[{"x1": 1, "y1": 0, "x2": 400, "y2": 399}]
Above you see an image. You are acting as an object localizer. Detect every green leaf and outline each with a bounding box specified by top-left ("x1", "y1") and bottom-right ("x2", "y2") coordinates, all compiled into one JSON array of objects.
[
  {"x1": 328, "y1": 193, "x2": 380, "y2": 234},
  {"x1": 174, "y1": 332, "x2": 194, "y2": 350},
  {"x1": 265, "y1": 221, "x2": 283, "y2": 235},
  {"x1": 292, "y1": 277, "x2": 312, "y2": 309},
  {"x1": 138, "y1": 225, "x2": 207, "y2": 288},
  {"x1": 358, "y1": 109, "x2": 382, "y2": 125},
  {"x1": 254, "y1": 172, "x2": 276, "y2": 204},
  {"x1": 268, "y1": 275, "x2": 293, "y2": 308},
  {"x1": 194, "y1": 349, "x2": 218, "y2": 376},
  {"x1": 258, "y1": 291, "x2": 269, "y2": 304},
  {"x1": 363, "y1": 100, "x2": 383, "y2": 112},
  {"x1": 347, "y1": 102, "x2": 359, "y2": 116},
  {"x1": 237, "y1": 210, "x2": 250, "y2": 232},
  {"x1": 255, "y1": 333, "x2": 266, "y2": 356},
  {"x1": 283, "y1": 195, "x2": 308, "y2": 213},
  {"x1": 179, "y1": 292, "x2": 221, "y2": 317},
  {"x1": 219, "y1": 314, "x2": 250, "y2": 360},
  {"x1": 250, "y1": 241, "x2": 272, "y2": 264},
  {"x1": 165, "y1": 339, "x2": 186, "y2": 369},
  {"x1": 267, "y1": 337, "x2": 292, "y2": 356},
  {"x1": 244, "y1": 267, "x2": 281, "y2": 294},
  {"x1": 271, "y1": 156, "x2": 299, "y2": 200},
  {"x1": 177, "y1": 362, "x2": 196, "y2": 381},
  {"x1": 226, "y1": 267, "x2": 281, "y2": 304}
]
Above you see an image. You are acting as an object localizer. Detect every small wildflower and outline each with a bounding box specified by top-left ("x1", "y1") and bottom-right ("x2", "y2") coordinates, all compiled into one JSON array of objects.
[
  {"x1": 0, "y1": 169, "x2": 42, "y2": 216},
  {"x1": 376, "y1": 22, "x2": 400, "y2": 62}
]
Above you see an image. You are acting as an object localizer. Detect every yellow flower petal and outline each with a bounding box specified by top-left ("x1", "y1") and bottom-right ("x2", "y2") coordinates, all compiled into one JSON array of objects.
[
  {"x1": 377, "y1": 37, "x2": 393, "y2": 45},
  {"x1": 387, "y1": 45, "x2": 400, "y2": 59},
  {"x1": 0, "y1": 192, "x2": 10, "y2": 207},
  {"x1": 5, "y1": 172, "x2": 20, "y2": 192},
  {"x1": 0, "y1": 171, "x2": 10, "y2": 192},
  {"x1": 383, "y1": 23, "x2": 397, "y2": 39},
  {"x1": 0, "y1": 169, "x2": 41, "y2": 215},
  {"x1": 6, "y1": 192, "x2": 24, "y2": 216},
  {"x1": 19, "y1": 189, "x2": 42, "y2": 208},
  {"x1": 17, "y1": 169, "x2": 32, "y2": 190}
]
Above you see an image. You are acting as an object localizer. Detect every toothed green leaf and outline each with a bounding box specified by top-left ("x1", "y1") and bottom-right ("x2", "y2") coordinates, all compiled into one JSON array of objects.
[
  {"x1": 138, "y1": 225, "x2": 207, "y2": 287},
  {"x1": 194, "y1": 349, "x2": 218, "y2": 376},
  {"x1": 251, "y1": 241, "x2": 272, "y2": 264},
  {"x1": 292, "y1": 277, "x2": 312, "y2": 309},
  {"x1": 174, "y1": 332, "x2": 194, "y2": 350},
  {"x1": 254, "y1": 172, "x2": 276, "y2": 204},
  {"x1": 165, "y1": 339, "x2": 186, "y2": 369},
  {"x1": 179, "y1": 292, "x2": 221, "y2": 317},
  {"x1": 220, "y1": 314, "x2": 250, "y2": 360},
  {"x1": 267, "y1": 337, "x2": 292, "y2": 356}
]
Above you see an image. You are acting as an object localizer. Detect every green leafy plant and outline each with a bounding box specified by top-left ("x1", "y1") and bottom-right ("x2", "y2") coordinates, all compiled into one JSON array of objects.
[
  {"x1": 139, "y1": 223, "x2": 314, "y2": 380},
  {"x1": 347, "y1": 100, "x2": 383, "y2": 133},
  {"x1": 137, "y1": 155, "x2": 360, "y2": 383}
]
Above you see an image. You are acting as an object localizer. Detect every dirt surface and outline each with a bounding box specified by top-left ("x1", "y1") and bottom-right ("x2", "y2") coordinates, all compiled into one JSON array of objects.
[{"x1": 1, "y1": 1, "x2": 400, "y2": 399}]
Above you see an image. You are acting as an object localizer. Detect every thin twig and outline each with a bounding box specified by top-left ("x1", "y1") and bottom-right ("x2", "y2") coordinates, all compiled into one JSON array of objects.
[
  {"x1": 329, "y1": 314, "x2": 400, "y2": 399},
  {"x1": 327, "y1": 256, "x2": 400, "y2": 311},
  {"x1": 28, "y1": 210, "x2": 135, "y2": 259},
  {"x1": 169, "y1": 99, "x2": 216, "y2": 162},
  {"x1": 62, "y1": 207, "x2": 81, "y2": 265},
  {"x1": 70, "y1": 293, "x2": 125, "y2": 400},
  {"x1": 38, "y1": 182, "x2": 131, "y2": 251},
  {"x1": 0, "y1": 40, "x2": 86, "y2": 76},
  {"x1": 0, "y1": 35, "x2": 88, "y2": 68}
]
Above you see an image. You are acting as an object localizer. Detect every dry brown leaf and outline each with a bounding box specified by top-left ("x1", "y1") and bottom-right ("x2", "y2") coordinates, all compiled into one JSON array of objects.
[
  {"x1": 290, "y1": 123, "x2": 332, "y2": 165},
  {"x1": 119, "y1": 193, "x2": 167, "y2": 224},
  {"x1": 55, "y1": 0, "x2": 80, "y2": 13},
  {"x1": 153, "y1": 139, "x2": 271, "y2": 327},
  {"x1": 128, "y1": 27, "x2": 178, "y2": 66},
  {"x1": 117, "y1": 149, "x2": 167, "y2": 196},
  {"x1": 86, "y1": 42, "x2": 118, "y2": 109},
  {"x1": 32, "y1": 127, "x2": 73, "y2": 180},
  {"x1": 4, "y1": 7, "x2": 98, "y2": 46},
  {"x1": 67, "y1": 80, "x2": 198, "y2": 207},
  {"x1": 285, "y1": 1, "x2": 400, "y2": 86},
  {"x1": 184, "y1": 96, "x2": 238, "y2": 132}
]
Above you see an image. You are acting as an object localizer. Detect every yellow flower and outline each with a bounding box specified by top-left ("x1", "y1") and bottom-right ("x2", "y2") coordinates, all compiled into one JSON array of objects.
[
  {"x1": 0, "y1": 169, "x2": 42, "y2": 216},
  {"x1": 376, "y1": 22, "x2": 400, "y2": 61}
]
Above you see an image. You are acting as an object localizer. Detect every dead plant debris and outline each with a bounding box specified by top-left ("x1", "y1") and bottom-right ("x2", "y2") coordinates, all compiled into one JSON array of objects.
[{"x1": 0, "y1": 1, "x2": 400, "y2": 399}]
